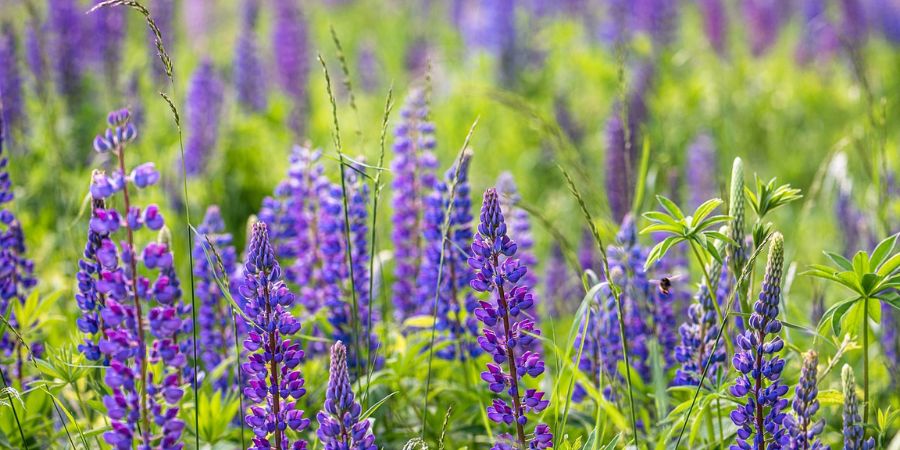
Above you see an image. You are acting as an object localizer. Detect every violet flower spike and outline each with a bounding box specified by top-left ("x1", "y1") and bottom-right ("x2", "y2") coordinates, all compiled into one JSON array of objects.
[
  {"x1": 782, "y1": 351, "x2": 828, "y2": 450},
  {"x1": 184, "y1": 60, "x2": 224, "y2": 175},
  {"x1": 729, "y1": 233, "x2": 789, "y2": 450},
  {"x1": 842, "y1": 365, "x2": 875, "y2": 450},
  {"x1": 240, "y1": 222, "x2": 309, "y2": 450},
  {"x1": 469, "y1": 188, "x2": 552, "y2": 449},
  {"x1": 315, "y1": 341, "x2": 377, "y2": 450}
]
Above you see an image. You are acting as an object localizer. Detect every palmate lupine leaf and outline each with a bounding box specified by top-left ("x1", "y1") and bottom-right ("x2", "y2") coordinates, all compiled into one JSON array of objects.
[
  {"x1": 745, "y1": 174, "x2": 803, "y2": 218},
  {"x1": 641, "y1": 195, "x2": 732, "y2": 269}
]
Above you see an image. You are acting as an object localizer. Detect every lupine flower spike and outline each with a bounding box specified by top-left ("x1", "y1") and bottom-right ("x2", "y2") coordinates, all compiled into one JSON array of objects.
[
  {"x1": 782, "y1": 351, "x2": 828, "y2": 450},
  {"x1": 730, "y1": 232, "x2": 788, "y2": 450},
  {"x1": 316, "y1": 341, "x2": 377, "y2": 450},
  {"x1": 240, "y1": 222, "x2": 310, "y2": 450},
  {"x1": 469, "y1": 188, "x2": 552, "y2": 450},
  {"x1": 89, "y1": 109, "x2": 189, "y2": 449},
  {"x1": 841, "y1": 365, "x2": 875, "y2": 450}
]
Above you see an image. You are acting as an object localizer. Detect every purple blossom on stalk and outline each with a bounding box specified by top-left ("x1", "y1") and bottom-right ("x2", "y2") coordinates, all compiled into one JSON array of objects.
[
  {"x1": 634, "y1": 0, "x2": 677, "y2": 46},
  {"x1": 89, "y1": 109, "x2": 189, "y2": 449},
  {"x1": 240, "y1": 222, "x2": 310, "y2": 450},
  {"x1": 185, "y1": 60, "x2": 224, "y2": 175},
  {"x1": 729, "y1": 233, "x2": 789, "y2": 450},
  {"x1": 0, "y1": 104, "x2": 37, "y2": 371},
  {"x1": 873, "y1": 0, "x2": 900, "y2": 43},
  {"x1": 840, "y1": 0, "x2": 868, "y2": 49},
  {"x1": 357, "y1": 41, "x2": 379, "y2": 93},
  {"x1": 742, "y1": 0, "x2": 783, "y2": 57},
  {"x1": 0, "y1": 24, "x2": 23, "y2": 133},
  {"x1": 795, "y1": 0, "x2": 838, "y2": 66},
  {"x1": 235, "y1": 0, "x2": 267, "y2": 112},
  {"x1": 604, "y1": 64, "x2": 653, "y2": 223},
  {"x1": 543, "y1": 244, "x2": 580, "y2": 316},
  {"x1": 48, "y1": 0, "x2": 83, "y2": 100},
  {"x1": 460, "y1": 0, "x2": 516, "y2": 59},
  {"x1": 92, "y1": 0, "x2": 125, "y2": 87},
  {"x1": 24, "y1": 21, "x2": 45, "y2": 93},
  {"x1": 194, "y1": 206, "x2": 241, "y2": 388},
  {"x1": 699, "y1": 0, "x2": 728, "y2": 56},
  {"x1": 416, "y1": 152, "x2": 480, "y2": 360},
  {"x1": 316, "y1": 341, "x2": 377, "y2": 450},
  {"x1": 782, "y1": 351, "x2": 828, "y2": 450},
  {"x1": 75, "y1": 195, "x2": 115, "y2": 362},
  {"x1": 841, "y1": 365, "x2": 875, "y2": 450},
  {"x1": 673, "y1": 251, "x2": 730, "y2": 387},
  {"x1": 391, "y1": 88, "x2": 438, "y2": 321},
  {"x1": 469, "y1": 188, "x2": 552, "y2": 449},
  {"x1": 272, "y1": 0, "x2": 310, "y2": 135},
  {"x1": 686, "y1": 133, "x2": 718, "y2": 210}
]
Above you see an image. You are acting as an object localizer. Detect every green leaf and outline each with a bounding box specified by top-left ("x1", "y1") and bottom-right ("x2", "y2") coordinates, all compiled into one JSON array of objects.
[
  {"x1": 820, "y1": 297, "x2": 860, "y2": 336},
  {"x1": 852, "y1": 251, "x2": 871, "y2": 278},
  {"x1": 361, "y1": 391, "x2": 398, "y2": 420},
  {"x1": 877, "y1": 253, "x2": 900, "y2": 277},
  {"x1": 871, "y1": 234, "x2": 898, "y2": 269},
  {"x1": 818, "y1": 389, "x2": 844, "y2": 406},
  {"x1": 692, "y1": 198, "x2": 724, "y2": 223},
  {"x1": 643, "y1": 211, "x2": 680, "y2": 226},
  {"x1": 656, "y1": 195, "x2": 685, "y2": 220},
  {"x1": 402, "y1": 315, "x2": 436, "y2": 328},
  {"x1": 824, "y1": 252, "x2": 854, "y2": 271}
]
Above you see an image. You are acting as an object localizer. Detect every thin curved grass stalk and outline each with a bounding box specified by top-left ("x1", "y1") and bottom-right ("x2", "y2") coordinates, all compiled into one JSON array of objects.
[
  {"x1": 438, "y1": 404, "x2": 453, "y2": 450},
  {"x1": 421, "y1": 118, "x2": 479, "y2": 440},
  {"x1": 557, "y1": 165, "x2": 638, "y2": 447},
  {"x1": 364, "y1": 85, "x2": 393, "y2": 409},
  {"x1": 318, "y1": 54, "x2": 364, "y2": 381},
  {"x1": 0, "y1": 365, "x2": 26, "y2": 448},
  {"x1": 89, "y1": 2, "x2": 200, "y2": 445},
  {"x1": 328, "y1": 25, "x2": 363, "y2": 143},
  {"x1": 673, "y1": 232, "x2": 773, "y2": 449}
]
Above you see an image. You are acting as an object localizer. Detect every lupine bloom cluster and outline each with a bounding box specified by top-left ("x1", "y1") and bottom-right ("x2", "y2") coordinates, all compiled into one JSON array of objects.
[
  {"x1": 258, "y1": 146, "x2": 377, "y2": 363},
  {"x1": 272, "y1": 0, "x2": 310, "y2": 134},
  {"x1": 193, "y1": 205, "x2": 242, "y2": 389},
  {"x1": 673, "y1": 250, "x2": 730, "y2": 387},
  {"x1": 543, "y1": 243, "x2": 581, "y2": 316},
  {"x1": 240, "y1": 222, "x2": 310, "y2": 449},
  {"x1": 782, "y1": 351, "x2": 827, "y2": 450},
  {"x1": 469, "y1": 188, "x2": 552, "y2": 450},
  {"x1": 0, "y1": 24, "x2": 23, "y2": 133},
  {"x1": 729, "y1": 233, "x2": 789, "y2": 450},
  {"x1": 234, "y1": 0, "x2": 267, "y2": 112},
  {"x1": 92, "y1": 0, "x2": 124, "y2": 86},
  {"x1": 572, "y1": 215, "x2": 678, "y2": 401},
  {"x1": 416, "y1": 151, "x2": 480, "y2": 360},
  {"x1": 391, "y1": 88, "x2": 438, "y2": 321},
  {"x1": 185, "y1": 60, "x2": 224, "y2": 175},
  {"x1": 841, "y1": 365, "x2": 875, "y2": 450},
  {"x1": 0, "y1": 101, "x2": 38, "y2": 374},
  {"x1": 85, "y1": 109, "x2": 189, "y2": 449},
  {"x1": 316, "y1": 341, "x2": 377, "y2": 450},
  {"x1": 48, "y1": 0, "x2": 83, "y2": 101},
  {"x1": 496, "y1": 172, "x2": 538, "y2": 290}
]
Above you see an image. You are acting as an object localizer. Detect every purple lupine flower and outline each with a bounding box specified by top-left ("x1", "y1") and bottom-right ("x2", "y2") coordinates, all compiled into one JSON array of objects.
[
  {"x1": 89, "y1": 109, "x2": 188, "y2": 448},
  {"x1": 634, "y1": 0, "x2": 677, "y2": 45},
  {"x1": 24, "y1": 21, "x2": 45, "y2": 93},
  {"x1": 686, "y1": 133, "x2": 718, "y2": 210},
  {"x1": 193, "y1": 206, "x2": 241, "y2": 388},
  {"x1": 75, "y1": 195, "x2": 114, "y2": 362},
  {"x1": 604, "y1": 64, "x2": 654, "y2": 223},
  {"x1": 149, "y1": 0, "x2": 175, "y2": 81},
  {"x1": 543, "y1": 243, "x2": 581, "y2": 316},
  {"x1": 469, "y1": 188, "x2": 552, "y2": 449},
  {"x1": 357, "y1": 41, "x2": 379, "y2": 93},
  {"x1": 840, "y1": 0, "x2": 868, "y2": 49},
  {"x1": 496, "y1": 172, "x2": 538, "y2": 290},
  {"x1": 841, "y1": 365, "x2": 876, "y2": 450},
  {"x1": 184, "y1": 60, "x2": 224, "y2": 175},
  {"x1": 416, "y1": 152, "x2": 480, "y2": 360},
  {"x1": 234, "y1": 0, "x2": 267, "y2": 112},
  {"x1": 240, "y1": 222, "x2": 310, "y2": 449},
  {"x1": 595, "y1": 0, "x2": 634, "y2": 45},
  {"x1": 48, "y1": 0, "x2": 83, "y2": 100},
  {"x1": 873, "y1": 0, "x2": 900, "y2": 43},
  {"x1": 272, "y1": 0, "x2": 310, "y2": 135},
  {"x1": 460, "y1": 0, "x2": 516, "y2": 58},
  {"x1": 729, "y1": 233, "x2": 789, "y2": 450},
  {"x1": 92, "y1": 0, "x2": 125, "y2": 86},
  {"x1": 699, "y1": 0, "x2": 728, "y2": 56},
  {"x1": 316, "y1": 341, "x2": 377, "y2": 450},
  {"x1": 0, "y1": 107, "x2": 37, "y2": 368},
  {"x1": 673, "y1": 251, "x2": 730, "y2": 387},
  {"x1": 795, "y1": 0, "x2": 838, "y2": 66},
  {"x1": 742, "y1": 0, "x2": 783, "y2": 57},
  {"x1": 0, "y1": 24, "x2": 23, "y2": 133},
  {"x1": 782, "y1": 351, "x2": 828, "y2": 450},
  {"x1": 391, "y1": 88, "x2": 438, "y2": 321}
]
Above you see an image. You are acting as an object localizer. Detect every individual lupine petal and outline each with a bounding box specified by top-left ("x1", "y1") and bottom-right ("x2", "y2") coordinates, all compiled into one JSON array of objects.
[{"x1": 131, "y1": 163, "x2": 160, "y2": 188}]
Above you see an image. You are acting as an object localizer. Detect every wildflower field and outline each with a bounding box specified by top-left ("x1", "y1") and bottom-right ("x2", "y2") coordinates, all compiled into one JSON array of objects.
[{"x1": 1, "y1": 0, "x2": 900, "y2": 448}]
